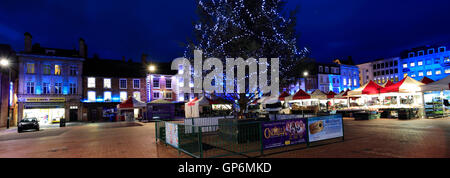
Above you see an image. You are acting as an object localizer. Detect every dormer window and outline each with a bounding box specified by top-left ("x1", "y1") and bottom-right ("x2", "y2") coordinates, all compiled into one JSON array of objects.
[
  {"x1": 408, "y1": 52, "x2": 415, "y2": 58},
  {"x1": 438, "y1": 46, "x2": 446, "y2": 53},
  {"x1": 428, "y1": 48, "x2": 434, "y2": 55},
  {"x1": 418, "y1": 50, "x2": 424, "y2": 56}
]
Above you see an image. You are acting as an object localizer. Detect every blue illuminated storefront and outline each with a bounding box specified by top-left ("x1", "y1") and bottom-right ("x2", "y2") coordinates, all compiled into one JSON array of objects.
[{"x1": 339, "y1": 64, "x2": 360, "y2": 91}]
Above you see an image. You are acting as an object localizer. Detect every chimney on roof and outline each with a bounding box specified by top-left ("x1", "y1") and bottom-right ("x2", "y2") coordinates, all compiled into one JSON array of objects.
[
  {"x1": 141, "y1": 53, "x2": 148, "y2": 64},
  {"x1": 79, "y1": 38, "x2": 87, "y2": 58},
  {"x1": 24, "y1": 32, "x2": 32, "y2": 53}
]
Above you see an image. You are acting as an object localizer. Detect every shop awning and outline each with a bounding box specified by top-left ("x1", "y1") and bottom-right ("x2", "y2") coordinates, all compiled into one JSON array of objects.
[
  {"x1": 420, "y1": 76, "x2": 435, "y2": 84},
  {"x1": 421, "y1": 75, "x2": 450, "y2": 91},
  {"x1": 291, "y1": 89, "x2": 311, "y2": 100},
  {"x1": 348, "y1": 80, "x2": 383, "y2": 96},
  {"x1": 381, "y1": 76, "x2": 424, "y2": 93},
  {"x1": 278, "y1": 91, "x2": 290, "y2": 101}
]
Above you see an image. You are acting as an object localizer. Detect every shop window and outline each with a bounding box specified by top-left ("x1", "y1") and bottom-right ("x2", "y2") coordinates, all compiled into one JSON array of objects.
[
  {"x1": 54, "y1": 65, "x2": 61, "y2": 75},
  {"x1": 104, "y1": 78, "x2": 111, "y2": 89},
  {"x1": 43, "y1": 65, "x2": 51, "y2": 75},
  {"x1": 104, "y1": 91, "x2": 111, "y2": 102},
  {"x1": 87, "y1": 91, "x2": 96, "y2": 102},
  {"x1": 120, "y1": 91, "x2": 127, "y2": 102},
  {"x1": 120, "y1": 79, "x2": 127, "y2": 89},
  {"x1": 27, "y1": 63, "x2": 35, "y2": 74},
  {"x1": 133, "y1": 79, "x2": 140, "y2": 89},
  {"x1": 87, "y1": 77, "x2": 95, "y2": 88}
]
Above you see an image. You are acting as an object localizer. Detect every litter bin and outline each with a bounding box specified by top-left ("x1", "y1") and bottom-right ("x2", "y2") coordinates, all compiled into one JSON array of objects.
[{"x1": 60, "y1": 118, "x2": 66, "y2": 127}]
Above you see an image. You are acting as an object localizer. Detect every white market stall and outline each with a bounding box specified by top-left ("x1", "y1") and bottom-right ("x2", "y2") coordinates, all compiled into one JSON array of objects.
[
  {"x1": 421, "y1": 75, "x2": 450, "y2": 118},
  {"x1": 117, "y1": 97, "x2": 147, "y2": 121}
]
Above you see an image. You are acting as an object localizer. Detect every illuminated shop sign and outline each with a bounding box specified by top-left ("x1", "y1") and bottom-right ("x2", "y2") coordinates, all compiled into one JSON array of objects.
[{"x1": 25, "y1": 98, "x2": 66, "y2": 102}]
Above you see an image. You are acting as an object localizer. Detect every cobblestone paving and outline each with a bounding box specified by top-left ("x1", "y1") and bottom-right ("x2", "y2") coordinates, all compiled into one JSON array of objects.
[{"x1": 0, "y1": 118, "x2": 448, "y2": 158}]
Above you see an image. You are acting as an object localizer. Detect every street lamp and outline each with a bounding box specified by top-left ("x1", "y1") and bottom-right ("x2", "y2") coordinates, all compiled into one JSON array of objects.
[
  {"x1": 303, "y1": 71, "x2": 308, "y2": 77},
  {"x1": 148, "y1": 65, "x2": 156, "y2": 73},
  {"x1": 1, "y1": 58, "x2": 11, "y2": 129}
]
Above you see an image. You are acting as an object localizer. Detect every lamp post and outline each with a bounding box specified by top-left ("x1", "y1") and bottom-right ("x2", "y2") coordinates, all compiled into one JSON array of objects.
[
  {"x1": 1, "y1": 58, "x2": 11, "y2": 129},
  {"x1": 302, "y1": 71, "x2": 308, "y2": 117}
]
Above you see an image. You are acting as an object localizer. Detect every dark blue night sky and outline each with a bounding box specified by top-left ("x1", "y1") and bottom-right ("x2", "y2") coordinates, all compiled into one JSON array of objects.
[{"x1": 1, "y1": 0, "x2": 450, "y2": 64}]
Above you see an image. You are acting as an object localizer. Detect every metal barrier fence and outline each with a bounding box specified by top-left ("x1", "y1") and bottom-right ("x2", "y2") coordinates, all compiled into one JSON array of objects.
[
  {"x1": 156, "y1": 114, "x2": 344, "y2": 158},
  {"x1": 184, "y1": 116, "x2": 234, "y2": 133}
]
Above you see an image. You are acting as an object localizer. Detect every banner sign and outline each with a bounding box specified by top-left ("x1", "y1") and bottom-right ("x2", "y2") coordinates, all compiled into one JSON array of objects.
[
  {"x1": 165, "y1": 122, "x2": 179, "y2": 148},
  {"x1": 308, "y1": 114, "x2": 343, "y2": 142},
  {"x1": 24, "y1": 98, "x2": 66, "y2": 102},
  {"x1": 262, "y1": 118, "x2": 307, "y2": 150}
]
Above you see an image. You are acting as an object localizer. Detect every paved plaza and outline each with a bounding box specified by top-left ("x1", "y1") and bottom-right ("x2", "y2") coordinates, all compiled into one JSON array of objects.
[{"x1": 0, "y1": 118, "x2": 449, "y2": 158}]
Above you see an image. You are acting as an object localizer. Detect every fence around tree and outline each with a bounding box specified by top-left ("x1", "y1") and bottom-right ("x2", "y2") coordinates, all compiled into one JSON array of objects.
[{"x1": 155, "y1": 114, "x2": 344, "y2": 158}]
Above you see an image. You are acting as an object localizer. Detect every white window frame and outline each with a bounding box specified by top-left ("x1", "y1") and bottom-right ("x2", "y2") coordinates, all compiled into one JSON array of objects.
[
  {"x1": 166, "y1": 78, "x2": 172, "y2": 89},
  {"x1": 104, "y1": 91, "x2": 112, "y2": 102},
  {"x1": 120, "y1": 91, "x2": 127, "y2": 102},
  {"x1": 133, "y1": 91, "x2": 141, "y2": 101},
  {"x1": 153, "y1": 78, "x2": 160, "y2": 88},
  {"x1": 119, "y1": 79, "x2": 127, "y2": 89},
  {"x1": 104, "y1": 78, "x2": 111, "y2": 89},
  {"x1": 87, "y1": 91, "x2": 96, "y2": 102},
  {"x1": 43, "y1": 83, "x2": 50, "y2": 94},
  {"x1": 403, "y1": 63, "x2": 407, "y2": 68},
  {"x1": 153, "y1": 92, "x2": 160, "y2": 99},
  {"x1": 165, "y1": 92, "x2": 172, "y2": 99},
  {"x1": 69, "y1": 83, "x2": 77, "y2": 95},
  {"x1": 87, "y1": 77, "x2": 96, "y2": 88},
  {"x1": 133, "y1": 79, "x2": 140, "y2": 89}
]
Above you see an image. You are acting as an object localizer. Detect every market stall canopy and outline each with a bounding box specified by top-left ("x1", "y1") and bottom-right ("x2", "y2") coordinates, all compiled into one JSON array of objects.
[
  {"x1": 381, "y1": 76, "x2": 424, "y2": 93},
  {"x1": 348, "y1": 80, "x2": 382, "y2": 96},
  {"x1": 117, "y1": 97, "x2": 146, "y2": 109},
  {"x1": 278, "y1": 91, "x2": 290, "y2": 101},
  {"x1": 311, "y1": 89, "x2": 327, "y2": 100},
  {"x1": 382, "y1": 80, "x2": 395, "y2": 87},
  {"x1": 187, "y1": 97, "x2": 198, "y2": 106},
  {"x1": 291, "y1": 89, "x2": 311, "y2": 100},
  {"x1": 327, "y1": 91, "x2": 338, "y2": 99},
  {"x1": 196, "y1": 96, "x2": 216, "y2": 106},
  {"x1": 150, "y1": 99, "x2": 172, "y2": 104},
  {"x1": 421, "y1": 75, "x2": 450, "y2": 91},
  {"x1": 420, "y1": 76, "x2": 435, "y2": 84}
]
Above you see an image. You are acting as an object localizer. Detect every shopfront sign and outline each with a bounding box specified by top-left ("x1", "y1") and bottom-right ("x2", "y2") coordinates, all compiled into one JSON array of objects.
[
  {"x1": 25, "y1": 98, "x2": 66, "y2": 103},
  {"x1": 165, "y1": 122, "x2": 179, "y2": 148},
  {"x1": 307, "y1": 114, "x2": 343, "y2": 142},
  {"x1": 262, "y1": 118, "x2": 307, "y2": 150}
]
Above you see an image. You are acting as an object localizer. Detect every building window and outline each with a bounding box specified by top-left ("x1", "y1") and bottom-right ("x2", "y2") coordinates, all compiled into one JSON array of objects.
[
  {"x1": 438, "y1": 47, "x2": 446, "y2": 53},
  {"x1": 381, "y1": 63, "x2": 385, "y2": 68},
  {"x1": 166, "y1": 78, "x2": 172, "y2": 89},
  {"x1": 445, "y1": 57, "x2": 450, "y2": 63},
  {"x1": 43, "y1": 83, "x2": 50, "y2": 94},
  {"x1": 104, "y1": 78, "x2": 111, "y2": 89},
  {"x1": 87, "y1": 77, "x2": 95, "y2": 88},
  {"x1": 70, "y1": 65, "x2": 78, "y2": 76},
  {"x1": 418, "y1": 71, "x2": 424, "y2": 76},
  {"x1": 54, "y1": 65, "x2": 61, "y2": 75},
  {"x1": 418, "y1": 61, "x2": 423, "y2": 66},
  {"x1": 165, "y1": 92, "x2": 172, "y2": 99},
  {"x1": 395, "y1": 68, "x2": 398, "y2": 73},
  {"x1": 418, "y1": 50, "x2": 424, "y2": 56},
  {"x1": 153, "y1": 92, "x2": 160, "y2": 99},
  {"x1": 426, "y1": 59, "x2": 432, "y2": 65},
  {"x1": 26, "y1": 82, "x2": 34, "y2": 94},
  {"x1": 353, "y1": 79, "x2": 357, "y2": 86},
  {"x1": 325, "y1": 67, "x2": 329, "y2": 73},
  {"x1": 373, "y1": 72, "x2": 377, "y2": 77},
  {"x1": 408, "y1": 52, "x2": 414, "y2": 58},
  {"x1": 153, "y1": 78, "x2": 160, "y2": 88},
  {"x1": 43, "y1": 65, "x2": 51, "y2": 75},
  {"x1": 120, "y1": 91, "x2": 127, "y2": 102},
  {"x1": 428, "y1": 49, "x2": 434, "y2": 55},
  {"x1": 55, "y1": 83, "x2": 62, "y2": 94},
  {"x1": 133, "y1": 79, "x2": 140, "y2": 89},
  {"x1": 120, "y1": 79, "x2": 127, "y2": 89},
  {"x1": 403, "y1": 63, "x2": 407, "y2": 68},
  {"x1": 445, "y1": 68, "x2": 450, "y2": 74},
  {"x1": 426, "y1": 70, "x2": 432, "y2": 76},
  {"x1": 389, "y1": 61, "x2": 393, "y2": 67},
  {"x1": 377, "y1": 64, "x2": 380, "y2": 69},
  {"x1": 411, "y1": 73, "x2": 416, "y2": 78},
  {"x1": 87, "y1": 91, "x2": 96, "y2": 102},
  {"x1": 395, "y1": 76, "x2": 399, "y2": 82},
  {"x1": 319, "y1": 66, "x2": 323, "y2": 72},
  {"x1": 26, "y1": 63, "x2": 35, "y2": 74},
  {"x1": 373, "y1": 64, "x2": 376, "y2": 70},
  {"x1": 394, "y1": 60, "x2": 398, "y2": 66},
  {"x1": 436, "y1": 70, "x2": 441, "y2": 75},
  {"x1": 390, "y1": 69, "x2": 393, "y2": 74},
  {"x1": 69, "y1": 83, "x2": 77, "y2": 94},
  {"x1": 104, "y1": 91, "x2": 111, "y2": 102},
  {"x1": 133, "y1": 91, "x2": 141, "y2": 101},
  {"x1": 434, "y1": 58, "x2": 440, "y2": 64},
  {"x1": 410, "y1": 62, "x2": 415, "y2": 67}
]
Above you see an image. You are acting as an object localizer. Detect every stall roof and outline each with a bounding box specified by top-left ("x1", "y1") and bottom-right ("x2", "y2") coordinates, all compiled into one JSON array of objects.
[
  {"x1": 311, "y1": 89, "x2": 327, "y2": 100},
  {"x1": 117, "y1": 97, "x2": 146, "y2": 109},
  {"x1": 348, "y1": 80, "x2": 382, "y2": 96},
  {"x1": 421, "y1": 75, "x2": 450, "y2": 91},
  {"x1": 382, "y1": 80, "x2": 395, "y2": 87},
  {"x1": 327, "y1": 91, "x2": 337, "y2": 99},
  {"x1": 150, "y1": 99, "x2": 172, "y2": 104},
  {"x1": 420, "y1": 76, "x2": 435, "y2": 84},
  {"x1": 381, "y1": 76, "x2": 424, "y2": 93},
  {"x1": 292, "y1": 89, "x2": 311, "y2": 100},
  {"x1": 279, "y1": 91, "x2": 290, "y2": 101}
]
